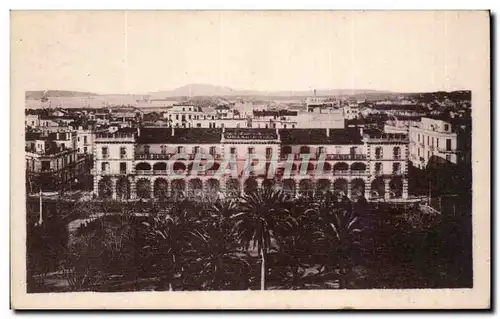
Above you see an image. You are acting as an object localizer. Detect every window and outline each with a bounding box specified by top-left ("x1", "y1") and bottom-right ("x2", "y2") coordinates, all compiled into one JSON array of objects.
[
  {"x1": 177, "y1": 146, "x2": 184, "y2": 153},
  {"x1": 300, "y1": 146, "x2": 310, "y2": 154},
  {"x1": 375, "y1": 147, "x2": 383, "y2": 159},
  {"x1": 446, "y1": 139, "x2": 452, "y2": 151},
  {"x1": 318, "y1": 146, "x2": 325, "y2": 154},
  {"x1": 144, "y1": 145, "x2": 150, "y2": 155},
  {"x1": 444, "y1": 124, "x2": 449, "y2": 131},
  {"x1": 392, "y1": 163, "x2": 401, "y2": 174},
  {"x1": 427, "y1": 136, "x2": 429, "y2": 145},
  {"x1": 193, "y1": 146, "x2": 200, "y2": 154},
  {"x1": 182, "y1": 107, "x2": 185, "y2": 111},
  {"x1": 176, "y1": 115, "x2": 179, "y2": 120},
  {"x1": 248, "y1": 147, "x2": 255, "y2": 154},
  {"x1": 41, "y1": 161, "x2": 50, "y2": 171},
  {"x1": 120, "y1": 147, "x2": 127, "y2": 159},
  {"x1": 266, "y1": 147, "x2": 272, "y2": 158},
  {"x1": 77, "y1": 137, "x2": 80, "y2": 142},
  {"x1": 78, "y1": 148, "x2": 81, "y2": 153},
  {"x1": 284, "y1": 124, "x2": 287, "y2": 129},
  {"x1": 84, "y1": 147, "x2": 87, "y2": 154},
  {"x1": 437, "y1": 139, "x2": 440, "y2": 149},
  {"x1": 84, "y1": 136, "x2": 87, "y2": 144},
  {"x1": 160, "y1": 145, "x2": 167, "y2": 154},
  {"x1": 230, "y1": 147, "x2": 236, "y2": 155},
  {"x1": 188, "y1": 115, "x2": 192, "y2": 120},
  {"x1": 120, "y1": 162, "x2": 127, "y2": 173},
  {"x1": 417, "y1": 148, "x2": 420, "y2": 156},
  {"x1": 209, "y1": 146, "x2": 216, "y2": 156},
  {"x1": 102, "y1": 147, "x2": 109, "y2": 159},
  {"x1": 282, "y1": 146, "x2": 292, "y2": 155},
  {"x1": 101, "y1": 162, "x2": 109, "y2": 173},
  {"x1": 393, "y1": 147, "x2": 401, "y2": 159},
  {"x1": 374, "y1": 162, "x2": 382, "y2": 173}
]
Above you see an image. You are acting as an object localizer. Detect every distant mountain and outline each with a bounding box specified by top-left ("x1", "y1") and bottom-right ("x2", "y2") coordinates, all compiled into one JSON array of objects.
[
  {"x1": 26, "y1": 90, "x2": 98, "y2": 100},
  {"x1": 148, "y1": 84, "x2": 393, "y2": 99}
]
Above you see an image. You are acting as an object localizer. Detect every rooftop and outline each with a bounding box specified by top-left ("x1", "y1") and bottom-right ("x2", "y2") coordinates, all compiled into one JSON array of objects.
[
  {"x1": 279, "y1": 128, "x2": 363, "y2": 145},
  {"x1": 137, "y1": 128, "x2": 223, "y2": 144},
  {"x1": 224, "y1": 128, "x2": 278, "y2": 140}
]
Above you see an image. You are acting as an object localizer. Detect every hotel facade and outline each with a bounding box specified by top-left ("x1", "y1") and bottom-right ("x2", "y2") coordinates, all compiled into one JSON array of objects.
[{"x1": 93, "y1": 126, "x2": 409, "y2": 202}]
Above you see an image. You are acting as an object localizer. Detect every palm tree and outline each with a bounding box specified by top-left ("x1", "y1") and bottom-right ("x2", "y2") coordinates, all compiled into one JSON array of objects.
[
  {"x1": 231, "y1": 188, "x2": 292, "y2": 290},
  {"x1": 141, "y1": 205, "x2": 194, "y2": 291},
  {"x1": 181, "y1": 198, "x2": 251, "y2": 290},
  {"x1": 310, "y1": 199, "x2": 363, "y2": 287},
  {"x1": 185, "y1": 226, "x2": 251, "y2": 290}
]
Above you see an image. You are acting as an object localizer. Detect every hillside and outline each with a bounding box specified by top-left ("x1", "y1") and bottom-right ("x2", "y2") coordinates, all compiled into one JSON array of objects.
[
  {"x1": 148, "y1": 84, "x2": 393, "y2": 98},
  {"x1": 26, "y1": 90, "x2": 99, "y2": 100}
]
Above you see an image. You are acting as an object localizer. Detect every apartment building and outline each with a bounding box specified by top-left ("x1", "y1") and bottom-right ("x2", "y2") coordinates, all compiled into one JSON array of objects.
[
  {"x1": 408, "y1": 117, "x2": 459, "y2": 169},
  {"x1": 93, "y1": 127, "x2": 409, "y2": 202},
  {"x1": 25, "y1": 134, "x2": 91, "y2": 193}
]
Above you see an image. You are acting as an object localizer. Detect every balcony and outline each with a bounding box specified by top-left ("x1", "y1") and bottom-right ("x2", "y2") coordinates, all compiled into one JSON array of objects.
[
  {"x1": 136, "y1": 170, "x2": 153, "y2": 175},
  {"x1": 135, "y1": 153, "x2": 172, "y2": 160},
  {"x1": 333, "y1": 170, "x2": 351, "y2": 176},
  {"x1": 326, "y1": 154, "x2": 367, "y2": 160},
  {"x1": 153, "y1": 170, "x2": 168, "y2": 175},
  {"x1": 438, "y1": 148, "x2": 458, "y2": 154}
]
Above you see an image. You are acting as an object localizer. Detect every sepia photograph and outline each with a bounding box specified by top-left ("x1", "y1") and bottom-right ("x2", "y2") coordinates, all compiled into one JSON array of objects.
[{"x1": 10, "y1": 10, "x2": 490, "y2": 309}]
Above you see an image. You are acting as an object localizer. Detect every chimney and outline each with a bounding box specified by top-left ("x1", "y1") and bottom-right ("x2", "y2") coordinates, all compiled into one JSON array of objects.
[
  {"x1": 326, "y1": 128, "x2": 330, "y2": 137},
  {"x1": 171, "y1": 126, "x2": 175, "y2": 136},
  {"x1": 137, "y1": 127, "x2": 140, "y2": 137}
]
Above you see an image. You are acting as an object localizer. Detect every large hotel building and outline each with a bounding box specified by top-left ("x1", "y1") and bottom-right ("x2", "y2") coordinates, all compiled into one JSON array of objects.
[{"x1": 92, "y1": 125, "x2": 410, "y2": 202}]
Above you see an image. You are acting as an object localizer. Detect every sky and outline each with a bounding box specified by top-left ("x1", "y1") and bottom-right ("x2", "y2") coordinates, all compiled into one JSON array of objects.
[{"x1": 11, "y1": 11, "x2": 489, "y2": 94}]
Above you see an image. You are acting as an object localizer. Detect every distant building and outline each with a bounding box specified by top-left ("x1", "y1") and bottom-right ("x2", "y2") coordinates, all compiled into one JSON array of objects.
[
  {"x1": 343, "y1": 103, "x2": 360, "y2": 120},
  {"x1": 25, "y1": 132, "x2": 91, "y2": 192},
  {"x1": 408, "y1": 117, "x2": 460, "y2": 169}
]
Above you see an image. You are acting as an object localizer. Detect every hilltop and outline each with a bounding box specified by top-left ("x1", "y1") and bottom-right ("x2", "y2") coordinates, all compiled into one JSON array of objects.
[{"x1": 26, "y1": 90, "x2": 99, "y2": 100}]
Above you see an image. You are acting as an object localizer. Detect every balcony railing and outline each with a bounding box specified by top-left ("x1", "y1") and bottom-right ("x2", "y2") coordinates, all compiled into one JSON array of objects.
[
  {"x1": 135, "y1": 153, "x2": 223, "y2": 160},
  {"x1": 326, "y1": 154, "x2": 367, "y2": 160},
  {"x1": 153, "y1": 170, "x2": 168, "y2": 175},
  {"x1": 438, "y1": 148, "x2": 458, "y2": 154},
  {"x1": 332, "y1": 170, "x2": 351, "y2": 176},
  {"x1": 135, "y1": 153, "x2": 172, "y2": 160},
  {"x1": 136, "y1": 170, "x2": 153, "y2": 175}
]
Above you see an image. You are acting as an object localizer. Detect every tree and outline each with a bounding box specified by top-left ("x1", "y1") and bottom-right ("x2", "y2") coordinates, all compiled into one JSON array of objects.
[
  {"x1": 309, "y1": 196, "x2": 363, "y2": 287},
  {"x1": 231, "y1": 188, "x2": 292, "y2": 290},
  {"x1": 141, "y1": 203, "x2": 196, "y2": 291}
]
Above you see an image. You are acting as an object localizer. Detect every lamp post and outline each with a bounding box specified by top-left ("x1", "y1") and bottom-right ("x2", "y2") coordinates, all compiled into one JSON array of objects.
[{"x1": 38, "y1": 188, "x2": 43, "y2": 225}]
